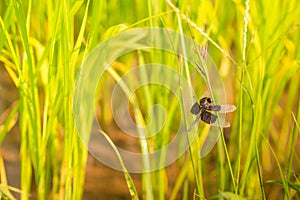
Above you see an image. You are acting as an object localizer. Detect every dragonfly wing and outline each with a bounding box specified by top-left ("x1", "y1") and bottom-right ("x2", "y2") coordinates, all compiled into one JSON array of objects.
[
  {"x1": 210, "y1": 116, "x2": 231, "y2": 127},
  {"x1": 200, "y1": 110, "x2": 217, "y2": 124},
  {"x1": 208, "y1": 105, "x2": 221, "y2": 111},
  {"x1": 216, "y1": 104, "x2": 236, "y2": 113},
  {"x1": 187, "y1": 114, "x2": 201, "y2": 132},
  {"x1": 190, "y1": 102, "x2": 201, "y2": 115}
]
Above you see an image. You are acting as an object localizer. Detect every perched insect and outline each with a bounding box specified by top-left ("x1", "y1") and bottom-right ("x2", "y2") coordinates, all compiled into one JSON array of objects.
[{"x1": 188, "y1": 97, "x2": 236, "y2": 131}]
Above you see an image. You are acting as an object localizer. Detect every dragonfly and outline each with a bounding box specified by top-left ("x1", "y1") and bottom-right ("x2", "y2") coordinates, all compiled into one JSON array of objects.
[{"x1": 188, "y1": 97, "x2": 236, "y2": 131}]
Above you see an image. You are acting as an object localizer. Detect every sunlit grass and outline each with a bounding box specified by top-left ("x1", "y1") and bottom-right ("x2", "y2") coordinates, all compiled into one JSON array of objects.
[{"x1": 0, "y1": 0, "x2": 299, "y2": 199}]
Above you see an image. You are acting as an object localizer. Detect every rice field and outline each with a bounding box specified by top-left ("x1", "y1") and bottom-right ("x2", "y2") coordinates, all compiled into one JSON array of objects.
[{"x1": 0, "y1": 0, "x2": 299, "y2": 199}]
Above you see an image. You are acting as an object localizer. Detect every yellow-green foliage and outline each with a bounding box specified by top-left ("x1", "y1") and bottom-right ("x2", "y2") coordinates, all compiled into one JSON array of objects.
[{"x1": 0, "y1": 0, "x2": 299, "y2": 199}]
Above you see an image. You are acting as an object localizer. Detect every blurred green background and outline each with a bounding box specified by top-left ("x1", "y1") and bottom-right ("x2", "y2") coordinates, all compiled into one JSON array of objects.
[{"x1": 0, "y1": 0, "x2": 299, "y2": 199}]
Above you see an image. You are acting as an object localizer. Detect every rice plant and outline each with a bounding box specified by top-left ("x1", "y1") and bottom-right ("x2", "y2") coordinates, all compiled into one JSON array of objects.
[{"x1": 0, "y1": 0, "x2": 299, "y2": 199}]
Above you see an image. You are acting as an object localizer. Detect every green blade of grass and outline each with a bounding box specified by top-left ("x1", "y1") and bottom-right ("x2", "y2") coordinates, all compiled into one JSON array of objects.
[
  {"x1": 99, "y1": 130, "x2": 139, "y2": 200},
  {"x1": 266, "y1": 180, "x2": 300, "y2": 192},
  {"x1": 262, "y1": 134, "x2": 290, "y2": 199},
  {"x1": 0, "y1": 101, "x2": 19, "y2": 145}
]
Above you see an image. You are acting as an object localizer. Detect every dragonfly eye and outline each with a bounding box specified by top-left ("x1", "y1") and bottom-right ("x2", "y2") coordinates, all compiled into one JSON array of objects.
[{"x1": 207, "y1": 97, "x2": 212, "y2": 104}]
